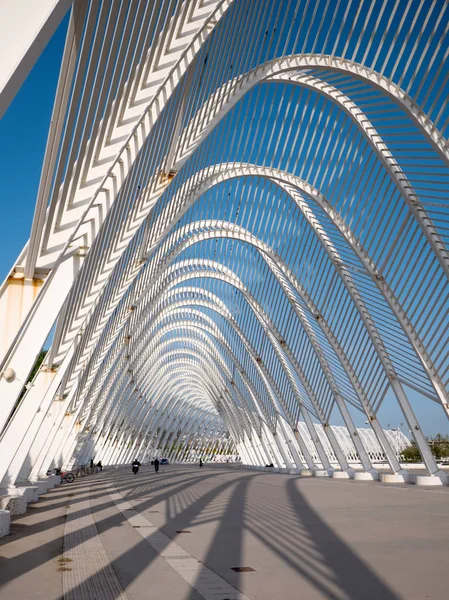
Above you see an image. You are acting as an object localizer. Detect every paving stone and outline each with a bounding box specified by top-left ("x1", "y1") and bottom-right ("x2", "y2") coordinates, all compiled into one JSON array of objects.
[
  {"x1": 108, "y1": 484, "x2": 251, "y2": 600},
  {"x1": 63, "y1": 489, "x2": 128, "y2": 600}
]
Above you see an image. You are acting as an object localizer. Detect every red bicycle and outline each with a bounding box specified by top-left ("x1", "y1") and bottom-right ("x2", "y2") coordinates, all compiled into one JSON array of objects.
[{"x1": 54, "y1": 468, "x2": 75, "y2": 483}]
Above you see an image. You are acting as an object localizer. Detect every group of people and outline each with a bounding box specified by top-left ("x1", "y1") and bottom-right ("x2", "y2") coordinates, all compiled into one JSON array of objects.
[
  {"x1": 132, "y1": 458, "x2": 159, "y2": 474},
  {"x1": 90, "y1": 458, "x2": 103, "y2": 471},
  {"x1": 131, "y1": 457, "x2": 204, "y2": 474}
]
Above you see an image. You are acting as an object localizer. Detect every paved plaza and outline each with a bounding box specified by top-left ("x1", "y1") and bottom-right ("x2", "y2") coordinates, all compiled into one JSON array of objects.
[{"x1": 1, "y1": 466, "x2": 449, "y2": 600}]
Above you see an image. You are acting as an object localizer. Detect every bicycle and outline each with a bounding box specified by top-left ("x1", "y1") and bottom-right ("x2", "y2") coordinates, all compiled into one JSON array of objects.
[{"x1": 60, "y1": 470, "x2": 75, "y2": 483}]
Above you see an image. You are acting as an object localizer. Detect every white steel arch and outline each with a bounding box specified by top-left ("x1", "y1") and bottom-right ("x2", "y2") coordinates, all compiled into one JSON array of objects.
[{"x1": 0, "y1": 0, "x2": 448, "y2": 501}]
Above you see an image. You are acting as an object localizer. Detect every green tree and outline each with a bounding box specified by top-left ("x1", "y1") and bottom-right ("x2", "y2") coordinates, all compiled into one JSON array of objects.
[
  {"x1": 401, "y1": 444, "x2": 421, "y2": 462},
  {"x1": 429, "y1": 434, "x2": 449, "y2": 460}
]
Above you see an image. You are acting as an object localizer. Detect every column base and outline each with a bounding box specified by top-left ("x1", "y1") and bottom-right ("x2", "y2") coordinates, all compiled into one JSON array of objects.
[
  {"x1": 332, "y1": 470, "x2": 352, "y2": 479},
  {"x1": 353, "y1": 470, "x2": 379, "y2": 481},
  {"x1": 30, "y1": 480, "x2": 50, "y2": 494},
  {"x1": 413, "y1": 474, "x2": 448, "y2": 486},
  {"x1": 313, "y1": 468, "x2": 332, "y2": 477},
  {"x1": 0, "y1": 494, "x2": 27, "y2": 515},
  {"x1": 44, "y1": 475, "x2": 58, "y2": 489},
  {"x1": 50, "y1": 474, "x2": 61, "y2": 486},
  {"x1": 0, "y1": 510, "x2": 10, "y2": 538},
  {"x1": 380, "y1": 471, "x2": 410, "y2": 484},
  {"x1": 2, "y1": 485, "x2": 39, "y2": 503},
  {"x1": 300, "y1": 469, "x2": 314, "y2": 477},
  {"x1": 20, "y1": 485, "x2": 40, "y2": 502}
]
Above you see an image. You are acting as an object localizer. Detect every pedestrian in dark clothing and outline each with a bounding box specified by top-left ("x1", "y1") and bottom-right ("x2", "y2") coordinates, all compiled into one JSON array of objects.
[
  {"x1": 97, "y1": 461, "x2": 103, "y2": 471},
  {"x1": 154, "y1": 458, "x2": 160, "y2": 473},
  {"x1": 199, "y1": 459, "x2": 203, "y2": 468},
  {"x1": 90, "y1": 458, "x2": 94, "y2": 469},
  {"x1": 132, "y1": 459, "x2": 141, "y2": 474}
]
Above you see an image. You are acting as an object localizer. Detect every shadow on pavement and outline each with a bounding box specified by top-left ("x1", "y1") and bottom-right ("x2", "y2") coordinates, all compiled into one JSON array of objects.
[{"x1": 0, "y1": 467, "x2": 403, "y2": 600}]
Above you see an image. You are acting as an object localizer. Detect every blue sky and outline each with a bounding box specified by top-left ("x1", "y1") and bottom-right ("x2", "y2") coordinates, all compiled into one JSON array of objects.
[{"x1": 0, "y1": 8, "x2": 447, "y2": 437}]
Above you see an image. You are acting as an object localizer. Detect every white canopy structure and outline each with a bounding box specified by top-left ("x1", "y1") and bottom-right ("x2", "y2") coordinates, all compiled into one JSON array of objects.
[{"x1": 0, "y1": 0, "x2": 448, "y2": 493}]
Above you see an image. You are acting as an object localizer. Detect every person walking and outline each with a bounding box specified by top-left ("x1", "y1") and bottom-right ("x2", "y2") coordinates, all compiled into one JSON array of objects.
[
  {"x1": 132, "y1": 459, "x2": 141, "y2": 474},
  {"x1": 199, "y1": 459, "x2": 203, "y2": 468},
  {"x1": 97, "y1": 460, "x2": 103, "y2": 472},
  {"x1": 154, "y1": 458, "x2": 160, "y2": 473}
]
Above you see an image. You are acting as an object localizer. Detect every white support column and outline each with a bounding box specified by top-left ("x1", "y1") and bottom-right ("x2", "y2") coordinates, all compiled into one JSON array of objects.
[
  {"x1": 237, "y1": 441, "x2": 251, "y2": 466},
  {"x1": 262, "y1": 422, "x2": 284, "y2": 468},
  {"x1": 176, "y1": 434, "x2": 192, "y2": 463},
  {"x1": 391, "y1": 379, "x2": 445, "y2": 480},
  {"x1": 250, "y1": 435, "x2": 265, "y2": 465},
  {"x1": 335, "y1": 395, "x2": 374, "y2": 473},
  {"x1": 258, "y1": 427, "x2": 278, "y2": 466},
  {"x1": 0, "y1": 254, "x2": 84, "y2": 433},
  {"x1": 249, "y1": 426, "x2": 268, "y2": 465},
  {"x1": 0, "y1": 365, "x2": 63, "y2": 486},
  {"x1": 109, "y1": 432, "x2": 127, "y2": 465},
  {"x1": 29, "y1": 401, "x2": 81, "y2": 479},
  {"x1": 241, "y1": 433, "x2": 253, "y2": 465},
  {"x1": 0, "y1": 274, "x2": 44, "y2": 361},
  {"x1": 277, "y1": 415, "x2": 305, "y2": 470},
  {"x1": 273, "y1": 428, "x2": 295, "y2": 470},
  {"x1": 301, "y1": 410, "x2": 333, "y2": 471}
]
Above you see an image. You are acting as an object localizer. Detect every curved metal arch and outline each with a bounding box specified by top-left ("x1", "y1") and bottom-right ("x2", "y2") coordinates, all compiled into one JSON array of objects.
[
  {"x1": 48, "y1": 50, "x2": 444, "y2": 398},
  {"x1": 113, "y1": 370, "x2": 221, "y2": 441},
  {"x1": 138, "y1": 304, "x2": 317, "y2": 428},
  {"x1": 142, "y1": 219, "x2": 398, "y2": 387},
  {"x1": 91, "y1": 257, "x2": 401, "y2": 471},
  {"x1": 171, "y1": 55, "x2": 449, "y2": 280},
  {"x1": 138, "y1": 360, "x2": 244, "y2": 440},
  {"x1": 76, "y1": 319, "x2": 232, "y2": 434},
  {"x1": 144, "y1": 161, "x2": 447, "y2": 408},
  {"x1": 127, "y1": 384, "x2": 220, "y2": 445},
  {"x1": 127, "y1": 281, "x2": 354, "y2": 444},
  {"x1": 136, "y1": 285, "x2": 352, "y2": 411},
  {"x1": 73, "y1": 261, "x2": 282, "y2": 423},
  {"x1": 121, "y1": 320, "x2": 279, "y2": 429},
  {"x1": 175, "y1": 54, "x2": 449, "y2": 170},
  {"x1": 121, "y1": 246, "x2": 416, "y2": 471},
  {"x1": 77, "y1": 264, "x2": 336, "y2": 466},
  {"x1": 1, "y1": 0, "x2": 441, "y2": 478},
  {"x1": 146, "y1": 217, "x2": 436, "y2": 411},
  {"x1": 107, "y1": 387, "x2": 223, "y2": 465},
  {"x1": 141, "y1": 344, "x2": 262, "y2": 445},
  {"x1": 74, "y1": 272, "x2": 323, "y2": 454},
  {"x1": 45, "y1": 51, "x2": 449, "y2": 385},
  {"x1": 130, "y1": 376, "x2": 221, "y2": 443},
  {"x1": 64, "y1": 149, "x2": 447, "y2": 426},
  {"x1": 98, "y1": 266, "x2": 320, "y2": 431},
  {"x1": 79, "y1": 244, "x2": 398, "y2": 472},
  {"x1": 129, "y1": 351, "x2": 235, "y2": 423},
  {"x1": 99, "y1": 368, "x2": 223, "y2": 448},
  {"x1": 113, "y1": 328, "x2": 268, "y2": 434},
  {"x1": 128, "y1": 297, "x2": 365, "y2": 470},
  {"x1": 89, "y1": 340, "x2": 243, "y2": 440},
  {"x1": 131, "y1": 344, "x2": 255, "y2": 439},
  {"x1": 75, "y1": 251, "x2": 360, "y2": 438},
  {"x1": 127, "y1": 286, "x2": 319, "y2": 421}
]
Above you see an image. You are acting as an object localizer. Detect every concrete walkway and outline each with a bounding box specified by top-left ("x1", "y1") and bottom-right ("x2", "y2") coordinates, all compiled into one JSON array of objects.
[{"x1": 1, "y1": 465, "x2": 449, "y2": 599}]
